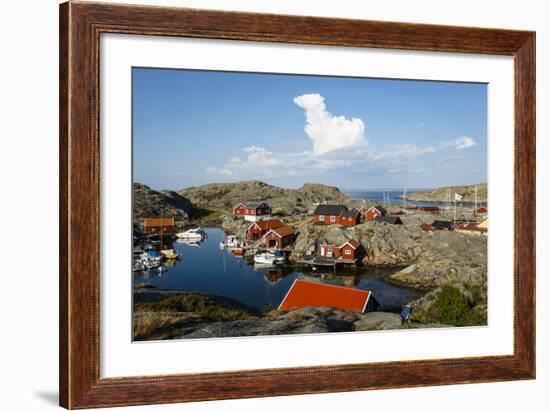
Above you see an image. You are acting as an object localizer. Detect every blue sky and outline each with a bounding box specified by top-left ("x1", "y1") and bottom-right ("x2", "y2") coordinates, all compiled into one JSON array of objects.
[{"x1": 133, "y1": 68, "x2": 487, "y2": 190}]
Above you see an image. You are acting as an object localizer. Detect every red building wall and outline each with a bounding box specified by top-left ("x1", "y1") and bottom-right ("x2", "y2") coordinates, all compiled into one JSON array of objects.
[
  {"x1": 366, "y1": 209, "x2": 381, "y2": 221},
  {"x1": 320, "y1": 245, "x2": 340, "y2": 257},
  {"x1": 233, "y1": 204, "x2": 245, "y2": 215},
  {"x1": 264, "y1": 232, "x2": 281, "y2": 249},
  {"x1": 315, "y1": 214, "x2": 340, "y2": 224},
  {"x1": 264, "y1": 232, "x2": 294, "y2": 249},
  {"x1": 340, "y1": 215, "x2": 360, "y2": 226},
  {"x1": 248, "y1": 225, "x2": 263, "y2": 240},
  {"x1": 340, "y1": 243, "x2": 356, "y2": 260}
]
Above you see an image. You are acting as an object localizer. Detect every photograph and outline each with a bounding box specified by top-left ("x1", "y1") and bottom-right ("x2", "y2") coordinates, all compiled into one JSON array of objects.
[{"x1": 131, "y1": 68, "x2": 489, "y2": 341}]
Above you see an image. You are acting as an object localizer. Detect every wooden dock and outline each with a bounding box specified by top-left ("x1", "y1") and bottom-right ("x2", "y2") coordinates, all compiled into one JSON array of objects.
[{"x1": 295, "y1": 256, "x2": 358, "y2": 269}]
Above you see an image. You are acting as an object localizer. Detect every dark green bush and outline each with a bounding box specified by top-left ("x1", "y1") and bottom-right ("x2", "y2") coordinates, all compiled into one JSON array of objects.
[{"x1": 432, "y1": 286, "x2": 471, "y2": 326}]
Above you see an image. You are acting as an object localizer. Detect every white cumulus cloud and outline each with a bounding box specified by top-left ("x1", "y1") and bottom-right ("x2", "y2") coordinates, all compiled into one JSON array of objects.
[
  {"x1": 451, "y1": 136, "x2": 477, "y2": 149},
  {"x1": 293, "y1": 93, "x2": 366, "y2": 155}
]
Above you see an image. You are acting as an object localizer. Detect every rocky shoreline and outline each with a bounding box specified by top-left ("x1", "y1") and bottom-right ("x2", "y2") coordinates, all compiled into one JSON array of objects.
[
  {"x1": 220, "y1": 211, "x2": 488, "y2": 328},
  {"x1": 403, "y1": 183, "x2": 487, "y2": 203},
  {"x1": 133, "y1": 287, "x2": 447, "y2": 341}
]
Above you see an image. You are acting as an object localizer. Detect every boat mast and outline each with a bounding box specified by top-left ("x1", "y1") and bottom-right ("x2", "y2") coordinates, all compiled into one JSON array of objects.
[{"x1": 474, "y1": 185, "x2": 478, "y2": 213}]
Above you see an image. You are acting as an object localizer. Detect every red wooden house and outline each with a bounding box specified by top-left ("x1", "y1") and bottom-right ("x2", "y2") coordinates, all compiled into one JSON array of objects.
[
  {"x1": 264, "y1": 225, "x2": 295, "y2": 249},
  {"x1": 339, "y1": 239, "x2": 362, "y2": 260},
  {"x1": 233, "y1": 201, "x2": 272, "y2": 222},
  {"x1": 365, "y1": 205, "x2": 387, "y2": 221},
  {"x1": 233, "y1": 202, "x2": 246, "y2": 216},
  {"x1": 142, "y1": 217, "x2": 175, "y2": 236},
  {"x1": 313, "y1": 204, "x2": 347, "y2": 224},
  {"x1": 313, "y1": 204, "x2": 361, "y2": 226},
  {"x1": 319, "y1": 244, "x2": 341, "y2": 258},
  {"x1": 319, "y1": 239, "x2": 365, "y2": 260},
  {"x1": 278, "y1": 279, "x2": 378, "y2": 313},
  {"x1": 340, "y1": 209, "x2": 361, "y2": 226},
  {"x1": 247, "y1": 218, "x2": 284, "y2": 241}
]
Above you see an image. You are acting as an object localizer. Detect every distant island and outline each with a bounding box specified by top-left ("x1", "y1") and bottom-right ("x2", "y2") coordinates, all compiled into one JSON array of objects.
[{"x1": 403, "y1": 183, "x2": 487, "y2": 203}]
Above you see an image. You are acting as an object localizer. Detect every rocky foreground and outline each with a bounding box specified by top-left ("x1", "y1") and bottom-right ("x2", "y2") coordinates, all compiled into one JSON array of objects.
[{"x1": 133, "y1": 288, "x2": 445, "y2": 341}]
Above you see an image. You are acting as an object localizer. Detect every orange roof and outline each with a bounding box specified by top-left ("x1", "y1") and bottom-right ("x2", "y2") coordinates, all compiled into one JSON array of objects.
[
  {"x1": 278, "y1": 279, "x2": 372, "y2": 313},
  {"x1": 143, "y1": 217, "x2": 174, "y2": 228},
  {"x1": 267, "y1": 224, "x2": 294, "y2": 238},
  {"x1": 252, "y1": 219, "x2": 284, "y2": 231}
]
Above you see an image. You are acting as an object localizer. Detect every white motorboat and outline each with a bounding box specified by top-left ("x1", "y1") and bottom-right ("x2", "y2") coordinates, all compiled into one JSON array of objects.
[
  {"x1": 176, "y1": 227, "x2": 206, "y2": 240},
  {"x1": 133, "y1": 257, "x2": 161, "y2": 272},
  {"x1": 253, "y1": 253, "x2": 276, "y2": 265},
  {"x1": 219, "y1": 235, "x2": 242, "y2": 249}
]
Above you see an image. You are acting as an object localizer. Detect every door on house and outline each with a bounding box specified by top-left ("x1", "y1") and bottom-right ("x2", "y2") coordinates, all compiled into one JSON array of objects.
[
  {"x1": 252, "y1": 233, "x2": 259, "y2": 240},
  {"x1": 269, "y1": 239, "x2": 277, "y2": 248}
]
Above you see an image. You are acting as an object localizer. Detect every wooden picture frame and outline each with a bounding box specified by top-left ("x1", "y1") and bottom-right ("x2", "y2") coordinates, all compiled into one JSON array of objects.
[{"x1": 59, "y1": 1, "x2": 535, "y2": 408}]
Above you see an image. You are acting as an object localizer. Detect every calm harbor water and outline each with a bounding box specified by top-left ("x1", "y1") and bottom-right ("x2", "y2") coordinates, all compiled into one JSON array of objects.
[{"x1": 133, "y1": 228, "x2": 420, "y2": 312}]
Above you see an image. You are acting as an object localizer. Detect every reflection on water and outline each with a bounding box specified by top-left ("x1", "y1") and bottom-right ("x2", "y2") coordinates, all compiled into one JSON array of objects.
[{"x1": 133, "y1": 228, "x2": 419, "y2": 312}]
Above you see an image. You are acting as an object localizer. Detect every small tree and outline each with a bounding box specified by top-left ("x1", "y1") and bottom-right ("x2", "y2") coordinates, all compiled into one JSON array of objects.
[{"x1": 432, "y1": 286, "x2": 471, "y2": 326}]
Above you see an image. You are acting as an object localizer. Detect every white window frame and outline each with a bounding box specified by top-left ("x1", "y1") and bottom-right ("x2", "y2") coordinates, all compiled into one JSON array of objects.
[
  {"x1": 319, "y1": 215, "x2": 325, "y2": 222},
  {"x1": 330, "y1": 215, "x2": 336, "y2": 222},
  {"x1": 345, "y1": 249, "x2": 352, "y2": 255}
]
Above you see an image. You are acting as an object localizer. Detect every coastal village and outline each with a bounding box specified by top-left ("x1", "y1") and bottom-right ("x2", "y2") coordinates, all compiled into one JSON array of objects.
[{"x1": 132, "y1": 181, "x2": 488, "y2": 339}]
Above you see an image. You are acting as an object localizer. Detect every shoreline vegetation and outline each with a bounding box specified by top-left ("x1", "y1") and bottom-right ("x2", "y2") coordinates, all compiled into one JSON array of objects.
[
  {"x1": 133, "y1": 285, "x2": 450, "y2": 341},
  {"x1": 133, "y1": 180, "x2": 488, "y2": 340}
]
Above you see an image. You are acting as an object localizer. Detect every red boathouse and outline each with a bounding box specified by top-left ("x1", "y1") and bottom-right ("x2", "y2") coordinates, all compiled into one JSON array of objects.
[
  {"x1": 278, "y1": 279, "x2": 378, "y2": 313},
  {"x1": 247, "y1": 219, "x2": 285, "y2": 241}
]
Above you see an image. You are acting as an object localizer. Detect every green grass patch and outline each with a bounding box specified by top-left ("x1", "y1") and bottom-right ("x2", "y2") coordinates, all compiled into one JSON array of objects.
[
  {"x1": 135, "y1": 294, "x2": 253, "y2": 322},
  {"x1": 192, "y1": 207, "x2": 225, "y2": 222}
]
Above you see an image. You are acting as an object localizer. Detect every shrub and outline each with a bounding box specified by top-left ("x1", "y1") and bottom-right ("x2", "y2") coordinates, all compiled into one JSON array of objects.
[{"x1": 432, "y1": 286, "x2": 472, "y2": 326}]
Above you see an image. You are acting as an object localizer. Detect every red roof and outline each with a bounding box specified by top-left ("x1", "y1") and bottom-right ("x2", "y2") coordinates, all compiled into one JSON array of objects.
[
  {"x1": 251, "y1": 219, "x2": 284, "y2": 231},
  {"x1": 341, "y1": 239, "x2": 360, "y2": 249},
  {"x1": 278, "y1": 279, "x2": 372, "y2": 313},
  {"x1": 267, "y1": 224, "x2": 294, "y2": 238}
]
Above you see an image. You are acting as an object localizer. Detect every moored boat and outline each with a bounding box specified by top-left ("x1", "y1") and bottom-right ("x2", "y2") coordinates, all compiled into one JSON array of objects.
[
  {"x1": 176, "y1": 227, "x2": 207, "y2": 240},
  {"x1": 160, "y1": 248, "x2": 180, "y2": 259},
  {"x1": 254, "y1": 253, "x2": 275, "y2": 265},
  {"x1": 219, "y1": 235, "x2": 243, "y2": 249},
  {"x1": 232, "y1": 247, "x2": 244, "y2": 256}
]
